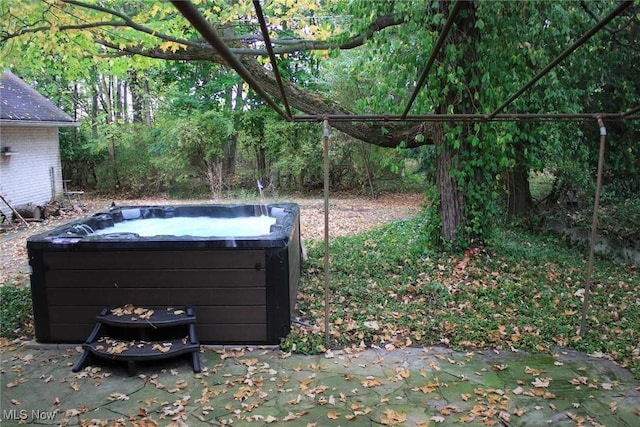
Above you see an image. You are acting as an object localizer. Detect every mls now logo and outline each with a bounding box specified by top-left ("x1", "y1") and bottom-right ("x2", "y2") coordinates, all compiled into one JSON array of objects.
[{"x1": 3, "y1": 409, "x2": 58, "y2": 421}]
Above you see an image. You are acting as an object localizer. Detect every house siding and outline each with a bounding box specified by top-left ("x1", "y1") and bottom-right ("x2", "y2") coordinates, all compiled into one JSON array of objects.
[{"x1": 0, "y1": 126, "x2": 64, "y2": 219}]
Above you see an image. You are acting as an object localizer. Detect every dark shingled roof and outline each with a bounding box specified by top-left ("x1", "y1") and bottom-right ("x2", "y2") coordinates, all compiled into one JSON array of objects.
[{"x1": 0, "y1": 70, "x2": 75, "y2": 125}]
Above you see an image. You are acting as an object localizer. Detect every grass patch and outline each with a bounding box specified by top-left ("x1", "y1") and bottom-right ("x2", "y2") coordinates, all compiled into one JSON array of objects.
[
  {"x1": 284, "y1": 215, "x2": 640, "y2": 379},
  {"x1": 0, "y1": 284, "x2": 33, "y2": 339}
]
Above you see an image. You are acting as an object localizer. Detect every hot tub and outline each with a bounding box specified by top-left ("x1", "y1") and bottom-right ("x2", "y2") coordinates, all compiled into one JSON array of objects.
[{"x1": 26, "y1": 203, "x2": 301, "y2": 344}]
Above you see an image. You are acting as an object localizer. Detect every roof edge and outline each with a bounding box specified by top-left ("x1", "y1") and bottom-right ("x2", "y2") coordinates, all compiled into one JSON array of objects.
[{"x1": 0, "y1": 119, "x2": 79, "y2": 128}]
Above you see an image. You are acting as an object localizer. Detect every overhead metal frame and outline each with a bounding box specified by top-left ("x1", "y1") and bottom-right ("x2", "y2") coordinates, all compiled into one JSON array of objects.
[
  {"x1": 172, "y1": 0, "x2": 638, "y2": 346},
  {"x1": 253, "y1": 0, "x2": 293, "y2": 119},
  {"x1": 170, "y1": 0, "x2": 291, "y2": 121},
  {"x1": 173, "y1": 0, "x2": 638, "y2": 125},
  {"x1": 401, "y1": 0, "x2": 464, "y2": 119},
  {"x1": 291, "y1": 112, "x2": 626, "y2": 122},
  {"x1": 487, "y1": 0, "x2": 634, "y2": 119}
]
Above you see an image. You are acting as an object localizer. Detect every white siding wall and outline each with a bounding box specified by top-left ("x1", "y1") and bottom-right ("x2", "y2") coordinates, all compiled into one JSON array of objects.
[{"x1": 0, "y1": 126, "x2": 64, "y2": 219}]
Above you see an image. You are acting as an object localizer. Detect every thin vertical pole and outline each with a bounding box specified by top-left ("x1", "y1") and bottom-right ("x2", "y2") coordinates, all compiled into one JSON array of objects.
[
  {"x1": 579, "y1": 116, "x2": 606, "y2": 337},
  {"x1": 323, "y1": 119, "x2": 331, "y2": 347}
]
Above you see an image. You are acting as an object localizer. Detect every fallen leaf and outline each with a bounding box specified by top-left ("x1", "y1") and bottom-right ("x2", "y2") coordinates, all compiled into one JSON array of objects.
[
  {"x1": 514, "y1": 407, "x2": 527, "y2": 417},
  {"x1": 381, "y1": 408, "x2": 407, "y2": 425},
  {"x1": 288, "y1": 394, "x2": 302, "y2": 405},
  {"x1": 569, "y1": 376, "x2": 588, "y2": 385},
  {"x1": 531, "y1": 377, "x2": 550, "y2": 388},
  {"x1": 361, "y1": 376, "x2": 383, "y2": 388},
  {"x1": 327, "y1": 410, "x2": 340, "y2": 419},
  {"x1": 396, "y1": 368, "x2": 410, "y2": 379},
  {"x1": 108, "y1": 393, "x2": 129, "y2": 401},
  {"x1": 283, "y1": 411, "x2": 307, "y2": 421},
  {"x1": 524, "y1": 366, "x2": 545, "y2": 376},
  {"x1": 499, "y1": 411, "x2": 512, "y2": 422},
  {"x1": 364, "y1": 321, "x2": 380, "y2": 330}
]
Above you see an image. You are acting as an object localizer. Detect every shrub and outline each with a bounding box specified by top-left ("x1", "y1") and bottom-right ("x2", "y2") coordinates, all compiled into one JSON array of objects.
[{"x1": 0, "y1": 285, "x2": 33, "y2": 338}]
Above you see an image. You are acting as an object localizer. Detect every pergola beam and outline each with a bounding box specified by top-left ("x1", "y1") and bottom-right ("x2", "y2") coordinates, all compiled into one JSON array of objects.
[
  {"x1": 173, "y1": 1, "x2": 638, "y2": 126},
  {"x1": 292, "y1": 112, "x2": 626, "y2": 123},
  {"x1": 171, "y1": 1, "x2": 291, "y2": 121},
  {"x1": 487, "y1": 0, "x2": 634, "y2": 119},
  {"x1": 401, "y1": 1, "x2": 463, "y2": 119},
  {"x1": 253, "y1": 0, "x2": 293, "y2": 119}
]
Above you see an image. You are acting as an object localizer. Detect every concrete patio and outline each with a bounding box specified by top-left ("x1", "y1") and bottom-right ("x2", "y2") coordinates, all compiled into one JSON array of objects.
[{"x1": 1, "y1": 341, "x2": 638, "y2": 426}]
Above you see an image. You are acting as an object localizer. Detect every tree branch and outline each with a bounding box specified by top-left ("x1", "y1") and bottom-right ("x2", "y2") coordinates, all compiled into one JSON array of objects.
[
  {"x1": 2, "y1": 0, "x2": 426, "y2": 148},
  {"x1": 2, "y1": 21, "x2": 128, "y2": 41},
  {"x1": 60, "y1": 0, "x2": 205, "y2": 49},
  {"x1": 339, "y1": 13, "x2": 405, "y2": 49},
  {"x1": 96, "y1": 38, "x2": 222, "y2": 62},
  {"x1": 579, "y1": 0, "x2": 640, "y2": 52}
]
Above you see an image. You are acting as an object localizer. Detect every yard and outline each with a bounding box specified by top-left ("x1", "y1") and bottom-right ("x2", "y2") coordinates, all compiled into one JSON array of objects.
[{"x1": 1, "y1": 192, "x2": 638, "y2": 381}]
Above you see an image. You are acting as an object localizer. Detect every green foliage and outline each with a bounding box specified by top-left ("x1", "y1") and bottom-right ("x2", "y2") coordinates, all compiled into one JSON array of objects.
[
  {"x1": 157, "y1": 62, "x2": 240, "y2": 113},
  {"x1": 286, "y1": 216, "x2": 639, "y2": 379},
  {"x1": 0, "y1": 286, "x2": 32, "y2": 339},
  {"x1": 150, "y1": 111, "x2": 235, "y2": 197},
  {"x1": 59, "y1": 127, "x2": 104, "y2": 189},
  {"x1": 91, "y1": 122, "x2": 160, "y2": 195},
  {"x1": 572, "y1": 196, "x2": 640, "y2": 242},
  {"x1": 280, "y1": 328, "x2": 326, "y2": 354},
  {"x1": 3, "y1": 0, "x2": 638, "y2": 245}
]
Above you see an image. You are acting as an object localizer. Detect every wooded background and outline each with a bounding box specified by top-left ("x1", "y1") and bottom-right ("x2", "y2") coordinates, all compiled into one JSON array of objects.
[{"x1": 2, "y1": 0, "x2": 638, "y2": 245}]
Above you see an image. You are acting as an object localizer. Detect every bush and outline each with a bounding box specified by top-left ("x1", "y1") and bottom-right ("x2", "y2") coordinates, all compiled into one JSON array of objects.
[{"x1": 0, "y1": 285, "x2": 33, "y2": 338}]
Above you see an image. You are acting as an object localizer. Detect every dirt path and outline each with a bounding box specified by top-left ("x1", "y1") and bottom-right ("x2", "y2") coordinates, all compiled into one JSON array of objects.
[{"x1": 0, "y1": 193, "x2": 425, "y2": 286}]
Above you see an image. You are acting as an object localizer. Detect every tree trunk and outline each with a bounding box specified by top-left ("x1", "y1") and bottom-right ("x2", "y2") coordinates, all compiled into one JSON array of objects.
[
  {"x1": 206, "y1": 158, "x2": 223, "y2": 199},
  {"x1": 434, "y1": 122, "x2": 465, "y2": 242},
  {"x1": 507, "y1": 143, "x2": 532, "y2": 217},
  {"x1": 359, "y1": 142, "x2": 377, "y2": 198},
  {"x1": 98, "y1": 75, "x2": 114, "y2": 123},
  {"x1": 121, "y1": 79, "x2": 128, "y2": 121},
  {"x1": 115, "y1": 76, "x2": 124, "y2": 121},
  {"x1": 130, "y1": 70, "x2": 144, "y2": 124},
  {"x1": 433, "y1": 1, "x2": 480, "y2": 243},
  {"x1": 256, "y1": 145, "x2": 267, "y2": 186},
  {"x1": 143, "y1": 79, "x2": 152, "y2": 126},
  {"x1": 223, "y1": 132, "x2": 237, "y2": 180},
  {"x1": 91, "y1": 82, "x2": 99, "y2": 139}
]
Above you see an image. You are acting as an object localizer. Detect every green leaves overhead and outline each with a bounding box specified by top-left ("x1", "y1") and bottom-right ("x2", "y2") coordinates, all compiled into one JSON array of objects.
[{"x1": 2, "y1": 0, "x2": 637, "y2": 244}]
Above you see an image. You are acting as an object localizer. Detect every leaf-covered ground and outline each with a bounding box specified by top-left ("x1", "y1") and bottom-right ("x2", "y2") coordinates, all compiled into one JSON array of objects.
[{"x1": 286, "y1": 216, "x2": 640, "y2": 380}]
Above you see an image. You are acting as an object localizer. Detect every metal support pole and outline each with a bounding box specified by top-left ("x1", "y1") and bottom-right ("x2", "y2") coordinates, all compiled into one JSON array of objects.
[
  {"x1": 579, "y1": 117, "x2": 606, "y2": 337},
  {"x1": 323, "y1": 119, "x2": 331, "y2": 347}
]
